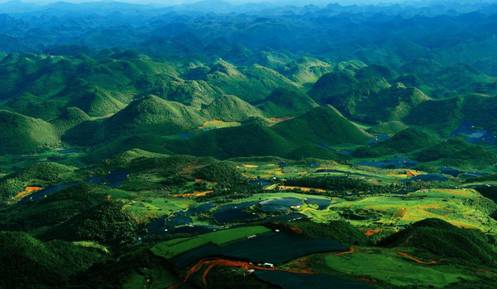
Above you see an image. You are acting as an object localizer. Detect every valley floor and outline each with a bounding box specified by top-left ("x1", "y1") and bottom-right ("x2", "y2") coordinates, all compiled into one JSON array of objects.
[{"x1": 1, "y1": 149, "x2": 497, "y2": 289}]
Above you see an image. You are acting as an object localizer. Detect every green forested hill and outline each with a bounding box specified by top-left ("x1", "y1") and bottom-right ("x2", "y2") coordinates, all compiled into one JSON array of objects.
[
  {"x1": 309, "y1": 65, "x2": 391, "y2": 116},
  {"x1": 165, "y1": 122, "x2": 296, "y2": 158},
  {"x1": 353, "y1": 128, "x2": 440, "y2": 157},
  {"x1": 201, "y1": 94, "x2": 265, "y2": 121},
  {"x1": 0, "y1": 110, "x2": 59, "y2": 154},
  {"x1": 164, "y1": 105, "x2": 370, "y2": 159},
  {"x1": 0, "y1": 231, "x2": 104, "y2": 289},
  {"x1": 104, "y1": 95, "x2": 205, "y2": 133},
  {"x1": 273, "y1": 105, "x2": 371, "y2": 145},
  {"x1": 206, "y1": 60, "x2": 299, "y2": 102},
  {"x1": 258, "y1": 87, "x2": 319, "y2": 117}
]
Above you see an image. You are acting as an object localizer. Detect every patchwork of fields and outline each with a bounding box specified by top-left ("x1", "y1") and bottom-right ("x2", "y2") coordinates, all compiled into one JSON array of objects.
[{"x1": 3, "y1": 151, "x2": 496, "y2": 289}]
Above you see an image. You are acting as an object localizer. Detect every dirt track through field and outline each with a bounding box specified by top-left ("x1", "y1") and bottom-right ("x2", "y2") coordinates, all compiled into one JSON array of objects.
[
  {"x1": 167, "y1": 257, "x2": 315, "y2": 289},
  {"x1": 336, "y1": 246, "x2": 356, "y2": 256},
  {"x1": 397, "y1": 251, "x2": 438, "y2": 265}
]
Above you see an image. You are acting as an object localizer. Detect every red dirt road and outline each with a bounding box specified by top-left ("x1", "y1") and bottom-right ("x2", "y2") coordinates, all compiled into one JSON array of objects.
[{"x1": 168, "y1": 257, "x2": 314, "y2": 289}]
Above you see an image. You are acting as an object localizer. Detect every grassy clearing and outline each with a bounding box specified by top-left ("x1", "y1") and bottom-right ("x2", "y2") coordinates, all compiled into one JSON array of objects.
[
  {"x1": 151, "y1": 226, "x2": 270, "y2": 259},
  {"x1": 329, "y1": 188, "x2": 497, "y2": 233},
  {"x1": 199, "y1": 119, "x2": 240, "y2": 130},
  {"x1": 123, "y1": 197, "x2": 194, "y2": 223},
  {"x1": 73, "y1": 241, "x2": 110, "y2": 254},
  {"x1": 323, "y1": 247, "x2": 478, "y2": 288},
  {"x1": 238, "y1": 162, "x2": 285, "y2": 178},
  {"x1": 299, "y1": 204, "x2": 341, "y2": 223}
]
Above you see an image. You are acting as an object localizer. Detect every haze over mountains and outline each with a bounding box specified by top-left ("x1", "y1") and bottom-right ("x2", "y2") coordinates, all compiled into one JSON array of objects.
[{"x1": 0, "y1": 0, "x2": 497, "y2": 158}]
